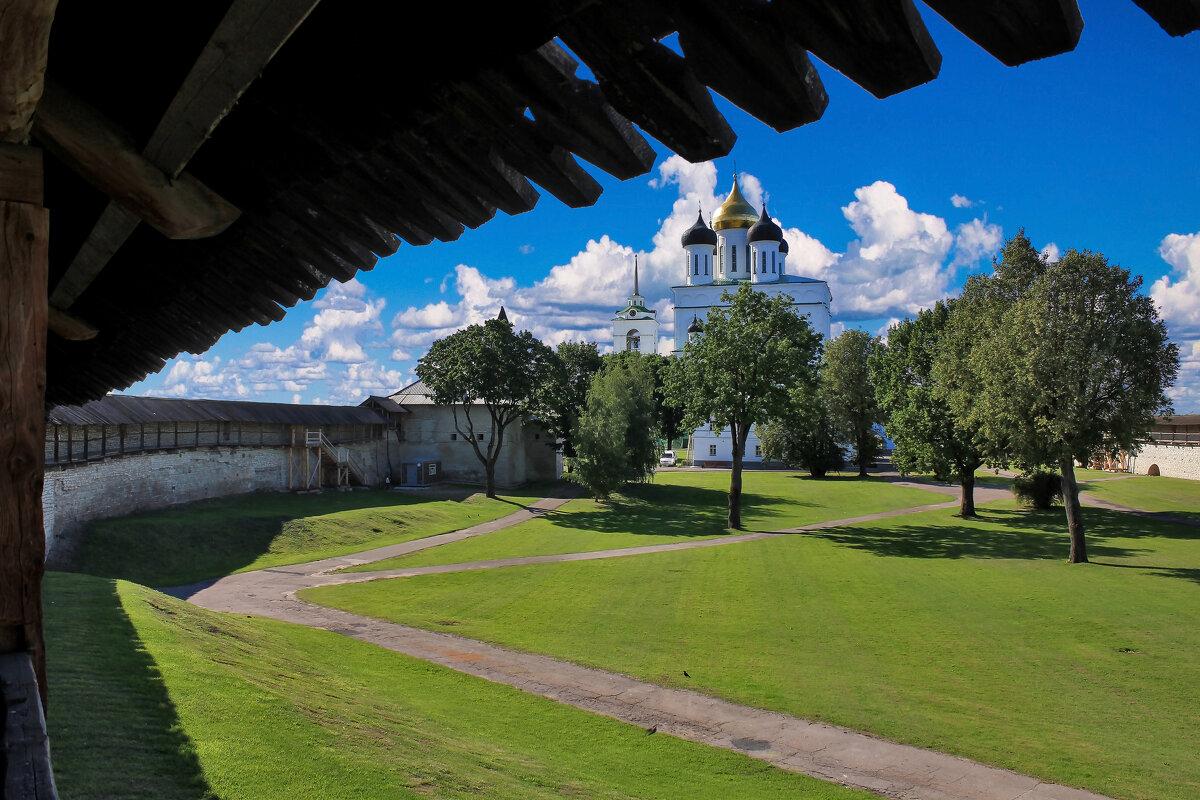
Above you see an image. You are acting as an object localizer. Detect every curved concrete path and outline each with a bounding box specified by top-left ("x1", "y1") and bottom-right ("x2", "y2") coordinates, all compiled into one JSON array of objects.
[{"x1": 171, "y1": 480, "x2": 1117, "y2": 800}]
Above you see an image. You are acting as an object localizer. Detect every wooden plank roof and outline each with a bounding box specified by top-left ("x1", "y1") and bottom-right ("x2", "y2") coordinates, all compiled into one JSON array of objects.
[
  {"x1": 46, "y1": 394, "x2": 387, "y2": 426},
  {"x1": 9, "y1": 0, "x2": 1199, "y2": 407}
]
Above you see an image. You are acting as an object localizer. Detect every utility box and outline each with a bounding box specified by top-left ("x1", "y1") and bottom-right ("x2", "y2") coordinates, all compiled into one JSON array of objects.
[{"x1": 400, "y1": 459, "x2": 442, "y2": 486}]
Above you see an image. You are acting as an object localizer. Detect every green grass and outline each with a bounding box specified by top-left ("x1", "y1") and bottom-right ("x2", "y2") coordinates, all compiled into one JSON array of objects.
[
  {"x1": 305, "y1": 500, "x2": 1200, "y2": 800},
  {"x1": 341, "y1": 471, "x2": 947, "y2": 571},
  {"x1": 44, "y1": 572, "x2": 872, "y2": 800},
  {"x1": 69, "y1": 485, "x2": 549, "y2": 586},
  {"x1": 1080, "y1": 474, "x2": 1200, "y2": 519}
]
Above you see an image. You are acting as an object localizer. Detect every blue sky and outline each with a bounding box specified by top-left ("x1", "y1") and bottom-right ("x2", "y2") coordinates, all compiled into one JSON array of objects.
[{"x1": 125, "y1": 1, "x2": 1200, "y2": 412}]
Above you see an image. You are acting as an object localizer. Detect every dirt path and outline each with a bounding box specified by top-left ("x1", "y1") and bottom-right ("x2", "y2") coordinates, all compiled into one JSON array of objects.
[{"x1": 171, "y1": 481, "x2": 1116, "y2": 800}]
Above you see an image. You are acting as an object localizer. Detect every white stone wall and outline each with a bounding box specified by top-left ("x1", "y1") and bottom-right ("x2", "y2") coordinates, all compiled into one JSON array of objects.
[
  {"x1": 1130, "y1": 444, "x2": 1200, "y2": 480},
  {"x1": 42, "y1": 438, "x2": 393, "y2": 558},
  {"x1": 43, "y1": 447, "x2": 289, "y2": 557}
]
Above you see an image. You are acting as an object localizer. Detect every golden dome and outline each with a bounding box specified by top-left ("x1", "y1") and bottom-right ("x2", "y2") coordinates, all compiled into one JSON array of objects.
[{"x1": 712, "y1": 175, "x2": 759, "y2": 231}]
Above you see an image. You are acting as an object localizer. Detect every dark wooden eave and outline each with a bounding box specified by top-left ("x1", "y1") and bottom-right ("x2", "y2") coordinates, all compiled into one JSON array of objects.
[{"x1": 14, "y1": 0, "x2": 1199, "y2": 407}]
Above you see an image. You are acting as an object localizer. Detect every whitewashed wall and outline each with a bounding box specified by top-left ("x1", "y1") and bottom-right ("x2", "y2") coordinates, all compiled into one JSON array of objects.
[{"x1": 1130, "y1": 444, "x2": 1200, "y2": 480}]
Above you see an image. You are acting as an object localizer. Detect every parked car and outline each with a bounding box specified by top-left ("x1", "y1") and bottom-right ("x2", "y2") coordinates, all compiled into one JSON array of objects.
[{"x1": 659, "y1": 450, "x2": 677, "y2": 467}]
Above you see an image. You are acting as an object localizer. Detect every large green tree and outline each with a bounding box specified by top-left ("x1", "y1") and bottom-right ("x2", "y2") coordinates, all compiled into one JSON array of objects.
[
  {"x1": 757, "y1": 390, "x2": 844, "y2": 478},
  {"x1": 604, "y1": 350, "x2": 685, "y2": 448},
  {"x1": 569, "y1": 355, "x2": 659, "y2": 500},
  {"x1": 416, "y1": 315, "x2": 557, "y2": 498},
  {"x1": 872, "y1": 300, "x2": 984, "y2": 515},
  {"x1": 538, "y1": 340, "x2": 603, "y2": 458},
  {"x1": 936, "y1": 233, "x2": 1179, "y2": 562},
  {"x1": 665, "y1": 284, "x2": 822, "y2": 529},
  {"x1": 822, "y1": 329, "x2": 883, "y2": 477}
]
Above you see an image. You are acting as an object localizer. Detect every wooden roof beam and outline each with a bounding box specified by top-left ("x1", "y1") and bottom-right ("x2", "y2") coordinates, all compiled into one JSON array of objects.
[
  {"x1": 512, "y1": 43, "x2": 656, "y2": 181},
  {"x1": 675, "y1": 0, "x2": 828, "y2": 133},
  {"x1": 1132, "y1": 0, "x2": 1200, "y2": 36},
  {"x1": 558, "y1": 12, "x2": 737, "y2": 162},
  {"x1": 772, "y1": 0, "x2": 941, "y2": 99},
  {"x1": 33, "y1": 80, "x2": 241, "y2": 239},
  {"x1": 45, "y1": 0, "x2": 318, "y2": 310},
  {"x1": 922, "y1": 0, "x2": 1082, "y2": 67},
  {"x1": 0, "y1": 0, "x2": 56, "y2": 144}
]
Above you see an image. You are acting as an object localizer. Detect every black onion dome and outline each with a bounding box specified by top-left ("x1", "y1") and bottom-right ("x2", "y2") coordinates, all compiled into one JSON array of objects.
[
  {"x1": 779, "y1": 237, "x2": 789, "y2": 254},
  {"x1": 687, "y1": 315, "x2": 704, "y2": 334},
  {"x1": 747, "y1": 206, "x2": 783, "y2": 244},
  {"x1": 681, "y1": 210, "x2": 717, "y2": 247}
]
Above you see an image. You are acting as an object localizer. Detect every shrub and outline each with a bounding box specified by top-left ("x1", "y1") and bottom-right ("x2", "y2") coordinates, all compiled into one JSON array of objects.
[{"x1": 1012, "y1": 471, "x2": 1062, "y2": 509}]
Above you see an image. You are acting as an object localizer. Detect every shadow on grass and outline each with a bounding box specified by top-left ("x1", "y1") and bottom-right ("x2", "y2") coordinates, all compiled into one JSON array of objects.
[
  {"x1": 545, "y1": 481, "x2": 805, "y2": 537},
  {"x1": 68, "y1": 483, "x2": 554, "y2": 587},
  {"x1": 1091, "y1": 561, "x2": 1200, "y2": 586},
  {"x1": 45, "y1": 573, "x2": 213, "y2": 799},
  {"x1": 813, "y1": 506, "x2": 1153, "y2": 563}
]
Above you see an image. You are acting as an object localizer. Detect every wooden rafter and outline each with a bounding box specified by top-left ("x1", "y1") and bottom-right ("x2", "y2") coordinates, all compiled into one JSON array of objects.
[
  {"x1": 46, "y1": 0, "x2": 319, "y2": 310},
  {"x1": 0, "y1": 0, "x2": 57, "y2": 143},
  {"x1": 33, "y1": 80, "x2": 241, "y2": 240}
]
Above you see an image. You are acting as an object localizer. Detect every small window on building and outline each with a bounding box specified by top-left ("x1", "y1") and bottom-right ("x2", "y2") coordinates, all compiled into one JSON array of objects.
[
  {"x1": 731, "y1": 246, "x2": 737, "y2": 271},
  {"x1": 755, "y1": 445, "x2": 762, "y2": 457},
  {"x1": 451, "y1": 433, "x2": 457, "y2": 440},
  {"x1": 761, "y1": 252, "x2": 766, "y2": 273},
  {"x1": 477, "y1": 433, "x2": 484, "y2": 441},
  {"x1": 693, "y1": 254, "x2": 698, "y2": 275},
  {"x1": 535, "y1": 433, "x2": 540, "y2": 440},
  {"x1": 771, "y1": 252, "x2": 776, "y2": 272},
  {"x1": 428, "y1": 464, "x2": 438, "y2": 475},
  {"x1": 705, "y1": 254, "x2": 709, "y2": 274},
  {"x1": 709, "y1": 444, "x2": 717, "y2": 456}
]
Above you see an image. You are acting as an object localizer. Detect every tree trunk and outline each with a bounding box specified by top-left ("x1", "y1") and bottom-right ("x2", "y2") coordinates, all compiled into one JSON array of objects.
[
  {"x1": 958, "y1": 464, "x2": 976, "y2": 517},
  {"x1": 485, "y1": 458, "x2": 497, "y2": 499},
  {"x1": 856, "y1": 429, "x2": 868, "y2": 477},
  {"x1": 1, "y1": 183, "x2": 50, "y2": 710},
  {"x1": 728, "y1": 422, "x2": 743, "y2": 530},
  {"x1": 1059, "y1": 457, "x2": 1088, "y2": 563}
]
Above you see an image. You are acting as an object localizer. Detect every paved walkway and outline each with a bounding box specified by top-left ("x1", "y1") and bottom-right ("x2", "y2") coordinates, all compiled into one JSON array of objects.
[{"x1": 172, "y1": 480, "x2": 1120, "y2": 800}]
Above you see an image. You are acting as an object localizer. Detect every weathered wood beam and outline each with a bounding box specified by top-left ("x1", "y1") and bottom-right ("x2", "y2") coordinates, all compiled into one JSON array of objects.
[
  {"x1": 46, "y1": 306, "x2": 98, "y2": 340},
  {"x1": 772, "y1": 0, "x2": 941, "y2": 99},
  {"x1": 0, "y1": 0, "x2": 56, "y2": 144},
  {"x1": 457, "y1": 75, "x2": 603, "y2": 208},
  {"x1": 33, "y1": 80, "x2": 241, "y2": 240},
  {"x1": 49, "y1": 203, "x2": 138, "y2": 308},
  {"x1": 922, "y1": 0, "x2": 1083, "y2": 67},
  {"x1": 143, "y1": 0, "x2": 322, "y2": 178},
  {"x1": 559, "y1": 11, "x2": 737, "y2": 162},
  {"x1": 0, "y1": 144, "x2": 43, "y2": 204},
  {"x1": 49, "y1": 0, "x2": 318, "y2": 311},
  {"x1": 0, "y1": 144, "x2": 50, "y2": 711},
  {"x1": 675, "y1": 0, "x2": 828, "y2": 133},
  {"x1": 512, "y1": 43, "x2": 656, "y2": 181},
  {"x1": 1, "y1": 654, "x2": 57, "y2": 800},
  {"x1": 1132, "y1": 0, "x2": 1200, "y2": 36}
]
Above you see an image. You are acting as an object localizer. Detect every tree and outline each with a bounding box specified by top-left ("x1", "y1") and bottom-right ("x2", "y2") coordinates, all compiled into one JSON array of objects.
[
  {"x1": 416, "y1": 315, "x2": 557, "y2": 498},
  {"x1": 822, "y1": 329, "x2": 883, "y2": 477},
  {"x1": 605, "y1": 350, "x2": 685, "y2": 448},
  {"x1": 872, "y1": 300, "x2": 985, "y2": 515},
  {"x1": 665, "y1": 284, "x2": 822, "y2": 529},
  {"x1": 936, "y1": 233, "x2": 1179, "y2": 562},
  {"x1": 569, "y1": 355, "x2": 659, "y2": 499},
  {"x1": 538, "y1": 340, "x2": 603, "y2": 458},
  {"x1": 758, "y1": 390, "x2": 844, "y2": 478}
]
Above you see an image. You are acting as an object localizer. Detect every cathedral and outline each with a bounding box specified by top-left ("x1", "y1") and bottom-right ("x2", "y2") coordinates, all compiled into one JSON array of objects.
[{"x1": 614, "y1": 174, "x2": 832, "y2": 465}]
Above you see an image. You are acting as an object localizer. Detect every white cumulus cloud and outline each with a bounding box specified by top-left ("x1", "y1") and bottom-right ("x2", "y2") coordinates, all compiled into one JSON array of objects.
[
  {"x1": 1151, "y1": 232, "x2": 1200, "y2": 411},
  {"x1": 951, "y1": 194, "x2": 975, "y2": 208}
]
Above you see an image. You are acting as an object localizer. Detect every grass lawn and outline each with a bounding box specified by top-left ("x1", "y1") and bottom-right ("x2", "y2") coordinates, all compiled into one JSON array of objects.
[
  {"x1": 1080, "y1": 474, "x2": 1200, "y2": 520},
  {"x1": 305, "y1": 500, "x2": 1200, "y2": 800},
  {"x1": 69, "y1": 485, "x2": 549, "y2": 586},
  {"x1": 43, "y1": 572, "x2": 872, "y2": 800},
  {"x1": 342, "y1": 471, "x2": 947, "y2": 571}
]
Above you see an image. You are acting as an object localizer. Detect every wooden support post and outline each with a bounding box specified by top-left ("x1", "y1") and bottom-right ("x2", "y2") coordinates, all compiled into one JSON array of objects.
[{"x1": 0, "y1": 143, "x2": 50, "y2": 709}]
